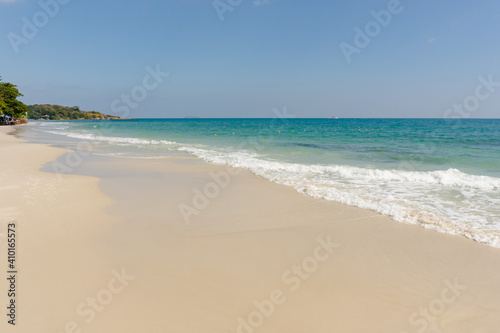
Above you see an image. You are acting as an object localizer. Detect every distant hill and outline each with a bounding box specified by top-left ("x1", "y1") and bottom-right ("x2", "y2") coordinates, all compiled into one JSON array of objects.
[{"x1": 28, "y1": 104, "x2": 131, "y2": 120}]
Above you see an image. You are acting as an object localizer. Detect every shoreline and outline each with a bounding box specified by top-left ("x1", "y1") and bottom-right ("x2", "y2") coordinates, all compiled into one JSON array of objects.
[
  {"x1": 25, "y1": 118, "x2": 500, "y2": 249},
  {"x1": 2, "y1": 125, "x2": 500, "y2": 332}
]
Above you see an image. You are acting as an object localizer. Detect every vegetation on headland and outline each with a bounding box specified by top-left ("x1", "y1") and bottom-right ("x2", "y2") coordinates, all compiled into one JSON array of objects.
[
  {"x1": 0, "y1": 76, "x2": 29, "y2": 120},
  {"x1": 27, "y1": 104, "x2": 131, "y2": 120},
  {"x1": 1, "y1": 76, "x2": 131, "y2": 123}
]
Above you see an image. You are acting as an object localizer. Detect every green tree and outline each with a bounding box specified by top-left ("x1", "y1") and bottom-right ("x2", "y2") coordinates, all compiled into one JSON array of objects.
[
  {"x1": 0, "y1": 77, "x2": 28, "y2": 118},
  {"x1": 0, "y1": 95, "x2": 6, "y2": 114}
]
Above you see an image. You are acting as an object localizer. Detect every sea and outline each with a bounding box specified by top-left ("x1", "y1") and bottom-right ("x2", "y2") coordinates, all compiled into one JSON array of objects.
[{"x1": 26, "y1": 118, "x2": 500, "y2": 248}]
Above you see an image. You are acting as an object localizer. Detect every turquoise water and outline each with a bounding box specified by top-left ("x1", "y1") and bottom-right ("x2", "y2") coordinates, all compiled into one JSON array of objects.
[{"x1": 29, "y1": 118, "x2": 500, "y2": 247}]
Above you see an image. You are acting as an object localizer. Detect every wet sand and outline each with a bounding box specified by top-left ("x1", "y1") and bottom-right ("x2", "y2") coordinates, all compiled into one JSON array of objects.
[{"x1": 1, "y1": 125, "x2": 500, "y2": 332}]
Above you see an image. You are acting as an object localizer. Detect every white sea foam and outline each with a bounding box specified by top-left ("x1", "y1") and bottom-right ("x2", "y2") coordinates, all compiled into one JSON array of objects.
[
  {"x1": 179, "y1": 146, "x2": 500, "y2": 248},
  {"x1": 38, "y1": 122, "x2": 70, "y2": 126},
  {"x1": 35, "y1": 122, "x2": 70, "y2": 131},
  {"x1": 40, "y1": 127, "x2": 500, "y2": 248},
  {"x1": 44, "y1": 131, "x2": 177, "y2": 146}
]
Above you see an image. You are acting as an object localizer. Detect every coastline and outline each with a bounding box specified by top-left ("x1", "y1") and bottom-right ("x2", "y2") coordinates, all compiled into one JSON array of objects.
[{"x1": 2, "y1": 125, "x2": 500, "y2": 332}]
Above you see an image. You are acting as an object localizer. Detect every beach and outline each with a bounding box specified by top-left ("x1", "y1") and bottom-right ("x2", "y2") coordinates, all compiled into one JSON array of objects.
[{"x1": 1, "y1": 124, "x2": 500, "y2": 332}]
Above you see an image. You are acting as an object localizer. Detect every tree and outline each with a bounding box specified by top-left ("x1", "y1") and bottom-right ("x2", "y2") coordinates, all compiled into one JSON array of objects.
[
  {"x1": 0, "y1": 95, "x2": 6, "y2": 114},
  {"x1": 0, "y1": 76, "x2": 28, "y2": 118}
]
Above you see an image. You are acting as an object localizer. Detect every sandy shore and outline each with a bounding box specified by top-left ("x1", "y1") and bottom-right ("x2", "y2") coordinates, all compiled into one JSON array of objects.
[{"x1": 1, "y1": 125, "x2": 500, "y2": 333}]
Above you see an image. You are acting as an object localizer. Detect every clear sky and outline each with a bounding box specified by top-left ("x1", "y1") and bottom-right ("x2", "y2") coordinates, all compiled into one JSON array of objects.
[{"x1": 1, "y1": 0, "x2": 500, "y2": 118}]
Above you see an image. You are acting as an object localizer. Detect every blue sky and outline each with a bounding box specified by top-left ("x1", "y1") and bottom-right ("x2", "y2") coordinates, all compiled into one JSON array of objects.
[{"x1": 1, "y1": 0, "x2": 500, "y2": 118}]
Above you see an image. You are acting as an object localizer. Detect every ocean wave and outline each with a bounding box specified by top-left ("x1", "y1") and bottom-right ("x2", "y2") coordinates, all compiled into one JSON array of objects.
[
  {"x1": 179, "y1": 147, "x2": 500, "y2": 191},
  {"x1": 179, "y1": 146, "x2": 500, "y2": 248},
  {"x1": 38, "y1": 122, "x2": 70, "y2": 126},
  {"x1": 43, "y1": 131, "x2": 177, "y2": 146},
  {"x1": 37, "y1": 127, "x2": 500, "y2": 248}
]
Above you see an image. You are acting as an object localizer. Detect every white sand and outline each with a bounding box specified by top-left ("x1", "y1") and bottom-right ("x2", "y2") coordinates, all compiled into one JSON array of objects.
[{"x1": 1, "y1": 125, "x2": 500, "y2": 333}]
